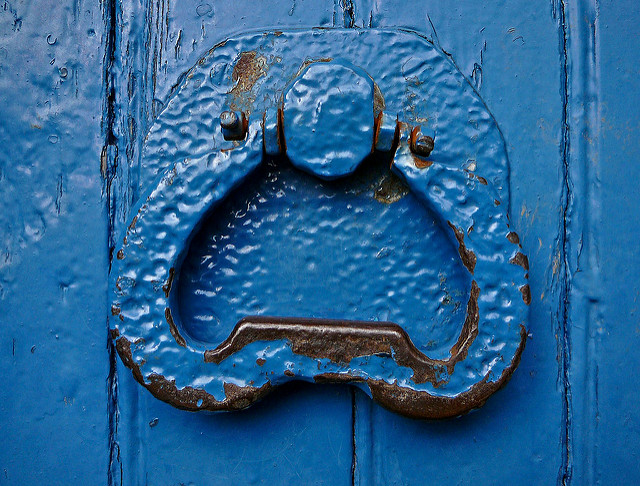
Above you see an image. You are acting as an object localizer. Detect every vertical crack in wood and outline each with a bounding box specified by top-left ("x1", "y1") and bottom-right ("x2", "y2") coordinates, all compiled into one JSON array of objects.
[
  {"x1": 555, "y1": 1, "x2": 573, "y2": 484},
  {"x1": 103, "y1": 0, "x2": 123, "y2": 483},
  {"x1": 350, "y1": 388, "x2": 357, "y2": 486}
]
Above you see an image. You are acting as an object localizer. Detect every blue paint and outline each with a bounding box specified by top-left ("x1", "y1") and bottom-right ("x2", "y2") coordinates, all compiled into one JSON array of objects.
[
  {"x1": 140, "y1": 29, "x2": 510, "y2": 206},
  {"x1": 109, "y1": 29, "x2": 526, "y2": 417},
  {"x1": 283, "y1": 60, "x2": 375, "y2": 179},
  {"x1": 392, "y1": 124, "x2": 528, "y2": 388},
  {"x1": 179, "y1": 156, "x2": 467, "y2": 357},
  {"x1": 111, "y1": 119, "x2": 264, "y2": 403},
  {"x1": 1, "y1": 0, "x2": 637, "y2": 484},
  {"x1": 0, "y1": 0, "x2": 109, "y2": 483}
]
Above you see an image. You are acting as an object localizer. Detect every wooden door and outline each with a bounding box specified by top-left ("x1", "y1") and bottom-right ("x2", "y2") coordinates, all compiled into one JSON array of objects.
[{"x1": 1, "y1": 1, "x2": 638, "y2": 484}]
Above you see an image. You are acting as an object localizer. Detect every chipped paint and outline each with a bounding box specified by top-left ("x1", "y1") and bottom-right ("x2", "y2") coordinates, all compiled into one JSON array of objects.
[{"x1": 227, "y1": 51, "x2": 268, "y2": 115}]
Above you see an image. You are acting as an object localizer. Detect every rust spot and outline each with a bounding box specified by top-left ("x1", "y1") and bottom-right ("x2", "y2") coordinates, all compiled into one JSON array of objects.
[
  {"x1": 115, "y1": 336, "x2": 145, "y2": 385},
  {"x1": 128, "y1": 214, "x2": 139, "y2": 231},
  {"x1": 410, "y1": 126, "x2": 433, "y2": 168},
  {"x1": 373, "y1": 82, "x2": 385, "y2": 116},
  {"x1": 510, "y1": 251, "x2": 529, "y2": 271},
  {"x1": 116, "y1": 249, "x2": 124, "y2": 260},
  {"x1": 507, "y1": 231, "x2": 520, "y2": 245},
  {"x1": 284, "y1": 369, "x2": 295, "y2": 377},
  {"x1": 297, "y1": 57, "x2": 333, "y2": 75},
  {"x1": 146, "y1": 374, "x2": 272, "y2": 412},
  {"x1": 222, "y1": 382, "x2": 273, "y2": 410},
  {"x1": 162, "y1": 267, "x2": 175, "y2": 298},
  {"x1": 165, "y1": 307, "x2": 186, "y2": 348},
  {"x1": 232, "y1": 52, "x2": 267, "y2": 92},
  {"x1": 111, "y1": 305, "x2": 121, "y2": 316},
  {"x1": 448, "y1": 281, "x2": 480, "y2": 370},
  {"x1": 494, "y1": 199, "x2": 501, "y2": 206},
  {"x1": 373, "y1": 173, "x2": 409, "y2": 204},
  {"x1": 373, "y1": 111, "x2": 397, "y2": 152},
  {"x1": 314, "y1": 373, "x2": 364, "y2": 384},
  {"x1": 447, "y1": 221, "x2": 477, "y2": 274},
  {"x1": 414, "y1": 158, "x2": 433, "y2": 169},
  {"x1": 277, "y1": 106, "x2": 287, "y2": 153},
  {"x1": 110, "y1": 328, "x2": 120, "y2": 339},
  {"x1": 228, "y1": 51, "x2": 268, "y2": 114},
  {"x1": 373, "y1": 112, "x2": 382, "y2": 148},
  {"x1": 100, "y1": 145, "x2": 108, "y2": 179},
  {"x1": 256, "y1": 358, "x2": 266, "y2": 366},
  {"x1": 465, "y1": 170, "x2": 488, "y2": 186},
  {"x1": 520, "y1": 284, "x2": 532, "y2": 305},
  {"x1": 366, "y1": 325, "x2": 527, "y2": 419}
]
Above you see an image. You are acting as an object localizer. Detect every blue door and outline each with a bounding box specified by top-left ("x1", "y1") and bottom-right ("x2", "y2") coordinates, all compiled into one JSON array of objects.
[{"x1": 1, "y1": 1, "x2": 638, "y2": 484}]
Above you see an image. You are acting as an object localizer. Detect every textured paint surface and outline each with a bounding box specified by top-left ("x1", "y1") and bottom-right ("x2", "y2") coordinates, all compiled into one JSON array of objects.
[
  {"x1": 180, "y1": 156, "x2": 468, "y2": 356},
  {"x1": 2, "y1": 0, "x2": 639, "y2": 484},
  {"x1": 109, "y1": 30, "x2": 527, "y2": 418},
  {"x1": 283, "y1": 61, "x2": 376, "y2": 179}
]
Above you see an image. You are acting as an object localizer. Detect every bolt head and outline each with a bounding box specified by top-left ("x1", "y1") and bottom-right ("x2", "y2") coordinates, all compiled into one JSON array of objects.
[
  {"x1": 220, "y1": 111, "x2": 247, "y2": 141},
  {"x1": 220, "y1": 111, "x2": 240, "y2": 129},
  {"x1": 412, "y1": 134, "x2": 434, "y2": 157}
]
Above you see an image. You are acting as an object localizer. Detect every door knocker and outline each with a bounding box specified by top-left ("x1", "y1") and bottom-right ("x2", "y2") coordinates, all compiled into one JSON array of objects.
[{"x1": 109, "y1": 29, "x2": 529, "y2": 419}]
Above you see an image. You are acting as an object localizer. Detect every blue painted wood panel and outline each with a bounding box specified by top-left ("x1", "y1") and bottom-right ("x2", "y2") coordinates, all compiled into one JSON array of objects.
[
  {"x1": 0, "y1": 0, "x2": 109, "y2": 483},
  {"x1": 594, "y1": 1, "x2": 640, "y2": 482},
  {"x1": 1, "y1": 0, "x2": 638, "y2": 485}
]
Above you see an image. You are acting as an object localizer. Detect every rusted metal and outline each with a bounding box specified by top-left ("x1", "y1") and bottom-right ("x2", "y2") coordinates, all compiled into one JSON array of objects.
[
  {"x1": 373, "y1": 173, "x2": 409, "y2": 204},
  {"x1": 411, "y1": 132, "x2": 435, "y2": 157},
  {"x1": 203, "y1": 311, "x2": 481, "y2": 386},
  {"x1": 447, "y1": 221, "x2": 478, "y2": 274},
  {"x1": 373, "y1": 111, "x2": 398, "y2": 152},
  {"x1": 227, "y1": 50, "x2": 268, "y2": 115}
]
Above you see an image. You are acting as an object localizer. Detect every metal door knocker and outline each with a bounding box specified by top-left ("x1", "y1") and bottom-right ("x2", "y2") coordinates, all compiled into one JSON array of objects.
[{"x1": 109, "y1": 29, "x2": 530, "y2": 419}]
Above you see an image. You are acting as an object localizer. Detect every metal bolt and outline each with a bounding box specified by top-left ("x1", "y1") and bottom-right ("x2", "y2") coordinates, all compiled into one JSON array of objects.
[
  {"x1": 220, "y1": 111, "x2": 239, "y2": 129},
  {"x1": 220, "y1": 110, "x2": 247, "y2": 140},
  {"x1": 411, "y1": 133, "x2": 434, "y2": 157},
  {"x1": 263, "y1": 108, "x2": 282, "y2": 156},
  {"x1": 374, "y1": 111, "x2": 398, "y2": 153}
]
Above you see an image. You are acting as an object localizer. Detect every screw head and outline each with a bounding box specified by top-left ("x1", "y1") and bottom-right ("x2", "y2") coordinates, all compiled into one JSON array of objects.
[
  {"x1": 412, "y1": 134, "x2": 434, "y2": 157},
  {"x1": 220, "y1": 111, "x2": 247, "y2": 141},
  {"x1": 220, "y1": 111, "x2": 240, "y2": 130}
]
